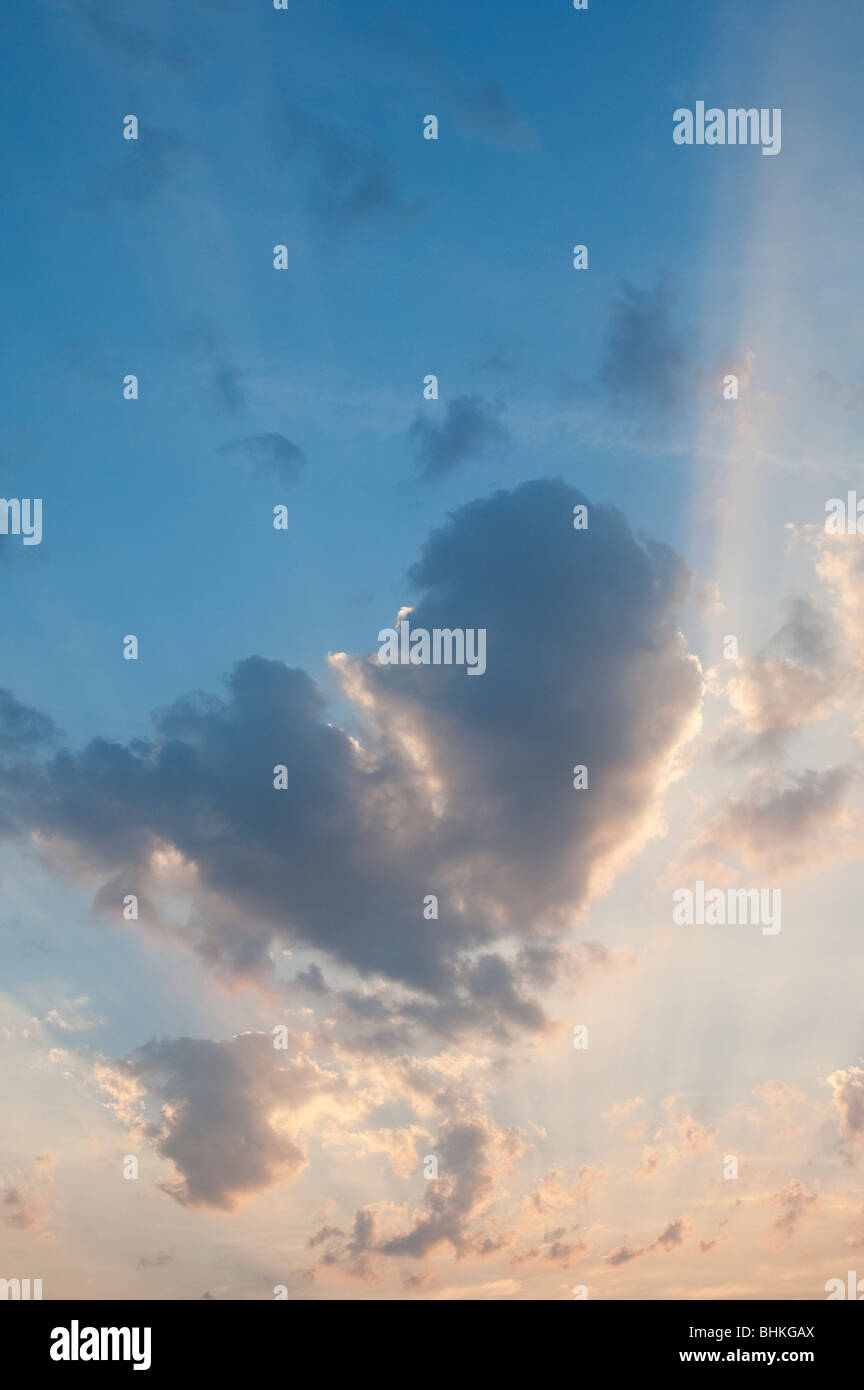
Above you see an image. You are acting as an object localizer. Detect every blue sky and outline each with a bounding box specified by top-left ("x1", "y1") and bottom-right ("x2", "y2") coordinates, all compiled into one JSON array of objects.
[{"x1": 0, "y1": 0, "x2": 794, "y2": 742}]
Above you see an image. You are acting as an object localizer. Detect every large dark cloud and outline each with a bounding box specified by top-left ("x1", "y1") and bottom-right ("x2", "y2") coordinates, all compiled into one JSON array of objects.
[{"x1": 0, "y1": 480, "x2": 700, "y2": 1035}]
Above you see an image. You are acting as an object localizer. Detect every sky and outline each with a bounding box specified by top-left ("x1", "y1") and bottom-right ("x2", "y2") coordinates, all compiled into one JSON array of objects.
[{"x1": 1, "y1": 0, "x2": 864, "y2": 1301}]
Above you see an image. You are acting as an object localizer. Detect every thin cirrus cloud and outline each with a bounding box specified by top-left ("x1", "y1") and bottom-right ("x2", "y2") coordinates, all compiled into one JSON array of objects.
[
  {"x1": 455, "y1": 81, "x2": 536, "y2": 151},
  {"x1": 55, "y1": 0, "x2": 193, "y2": 72},
  {"x1": 0, "y1": 686, "x2": 57, "y2": 755},
  {"x1": 275, "y1": 101, "x2": 415, "y2": 227},
  {"x1": 597, "y1": 279, "x2": 689, "y2": 415},
  {"x1": 218, "y1": 432, "x2": 307, "y2": 484},
  {"x1": 409, "y1": 395, "x2": 508, "y2": 481}
]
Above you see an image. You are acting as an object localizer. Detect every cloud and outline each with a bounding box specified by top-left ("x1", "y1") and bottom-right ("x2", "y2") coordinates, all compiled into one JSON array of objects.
[
  {"x1": 0, "y1": 688, "x2": 56, "y2": 756},
  {"x1": 815, "y1": 539, "x2": 864, "y2": 648},
  {"x1": 319, "y1": 1123, "x2": 428, "y2": 1179},
  {"x1": 766, "y1": 1180, "x2": 818, "y2": 1237},
  {"x1": 828, "y1": 1066, "x2": 864, "y2": 1146},
  {"x1": 276, "y1": 104, "x2": 412, "y2": 227},
  {"x1": 455, "y1": 82, "x2": 535, "y2": 150},
  {"x1": 41, "y1": 997, "x2": 100, "y2": 1033},
  {"x1": 0, "y1": 480, "x2": 701, "y2": 1043},
  {"x1": 377, "y1": 1111, "x2": 526, "y2": 1260},
  {"x1": 306, "y1": 1207, "x2": 380, "y2": 1282},
  {"x1": 175, "y1": 324, "x2": 246, "y2": 416},
  {"x1": 752, "y1": 1081, "x2": 806, "y2": 1144},
  {"x1": 628, "y1": 1098, "x2": 716, "y2": 1178},
  {"x1": 598, "y1": 280, "x2": 687, "y2": 414},
  {"x1": 635, "y1": 1147, "x2": 660, "y2": 1179},
  {"x1": 301, "y1": 1098, "x2": 527, "y2": 1277},
  {"x1": 51, "y1": 0, "x2": 191, "y2": 72},
  {"x1": 524, "y1": 1166, "x2": 606, "y2": 1216},
  {"x1": 605, "y1": 1243, "x2": 644, "y2": 1266},
  {"x1": 717, "y1": 597, "x2": 842, "y2": 757},
  {"x1": 602, "y1": 1096, "x2": 645, "y2": 1122},
  {"x1": 471, "y1": 352, "x2": 520, "y2": 376},
  {"x1": 692, "y1": 766, "x2": 863, "y2": 877},
  {"x1": 218, "y1": 433, "x2": 307, "y2": 485},
  {"x1": 409, "y1": 396, "x2": 508, "y2": 481},
  {"x1": 655, "y1": 1217, "x2": 685, "y2": 1250},
  {"x1": 354, "y1": 19, "x2": 534, "y2": 155},
  {"x1": 137, "y1": 1251, "x2": 175, "y2": 1269},
  {"x1": 510, "y1": 1226, "x2": 587, "y2": 1267},
  {"x1": 0, "y1": 1156, "x2": 58, "y2": 1238},
  {"x1": 99, "y1": 1033, "x2": 350, "y2": 1211},
  {"x1": 211, "y1": 365, "x2": 245, "y2": 416},
  {"x1": 89, "y1": 129, "x2": 188, "y2": 206},
  {"x1": 402, "y1": 1270, "x2": 438, "y2": 1290},
  {"x1": 605, "y1": 1215, "x2": 686, "y2": 1265}
]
